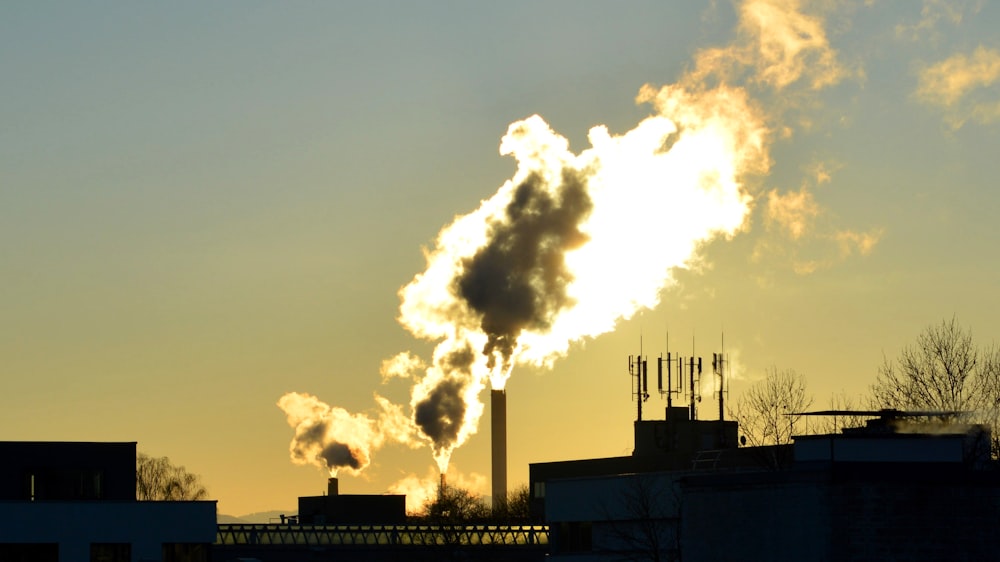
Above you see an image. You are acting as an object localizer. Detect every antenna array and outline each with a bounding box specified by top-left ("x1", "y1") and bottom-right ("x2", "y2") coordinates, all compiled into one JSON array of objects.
[{"x1": 627, "y1": 332, "x2": 730, "y2": 423}]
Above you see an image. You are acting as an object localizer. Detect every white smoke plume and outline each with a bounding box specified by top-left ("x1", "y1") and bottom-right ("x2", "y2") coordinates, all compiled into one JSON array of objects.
[
  {"x1": 400, "y1": 81, "x2": 769, "y2": 470},
  {"x1": 380, "y1": 351, "x2": 426, "y2": 383},
  {"x1": 388, "y1": 464, "x2": 489, "y2": 514},
  {"x1": 277, "y1": 391, "x2": 418, "y2": 475},
  {"x1": 280, "y1": 0, "x2": 860, "y2": 478}
]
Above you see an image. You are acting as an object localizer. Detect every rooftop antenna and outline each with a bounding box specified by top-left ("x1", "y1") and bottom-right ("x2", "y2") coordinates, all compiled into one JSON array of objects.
[
  {"x1": 714, "y1": 332, "x2": 727, "y2": 422},
  {"x1": 688, "y1": 334, "x2": 702, "y2": 420},
  {"x1": 629, "y1": 334, "x2": 649, "y2": 421},
  {"x1": 657, "y1": 331, "x2": 677, "y2": 410},
  {"x1": 713, "y1": 331, "x2": 730, "y2": 425}
]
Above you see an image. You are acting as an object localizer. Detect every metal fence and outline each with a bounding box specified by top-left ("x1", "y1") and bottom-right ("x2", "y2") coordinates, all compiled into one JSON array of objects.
[{"x1": 216, "y1": 523, "x2": 549, "y2": 548}]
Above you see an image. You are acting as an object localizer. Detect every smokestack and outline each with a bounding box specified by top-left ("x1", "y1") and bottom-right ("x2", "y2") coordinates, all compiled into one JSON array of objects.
[
  {"x1": 491, "y1": 389, "x2": 507, "y2": 511},
  {"x1": 327, "y1": 477, "x2": 339, "y2": 497}
]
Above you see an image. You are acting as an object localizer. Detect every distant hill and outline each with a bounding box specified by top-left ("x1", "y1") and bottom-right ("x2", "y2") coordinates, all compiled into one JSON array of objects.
[{"x1": 218, "y1": 510, "x2": 297, "y2": 524}]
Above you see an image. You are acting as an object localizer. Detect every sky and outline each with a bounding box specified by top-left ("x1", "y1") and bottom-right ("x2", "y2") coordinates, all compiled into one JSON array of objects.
[{"x1": 2, "y1": 1, "x2": 1000, "y2": 516}]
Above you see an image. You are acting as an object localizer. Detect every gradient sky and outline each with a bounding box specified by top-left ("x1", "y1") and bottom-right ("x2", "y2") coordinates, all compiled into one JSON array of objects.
[{"x1": 3, "y1": 1, "x2": 999, "y2": 516}]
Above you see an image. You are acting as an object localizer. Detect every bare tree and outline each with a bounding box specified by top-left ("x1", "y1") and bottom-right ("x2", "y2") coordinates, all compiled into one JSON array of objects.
[
  {"x1": 728, "y1": 367, "x2": 813, "y2": 447},
  {"x1": 872, "y1": 317, "x2": 1000, "y2": 455},
  {"x1": 136, "y1": 453, "x2": 209, "y2": 501},
  {"x1": 975, "y1": 345, "x2": 1000, "y2": 456},
  {"x1": 492, "y1": 484, "x2": 533, "y2": 522},
  {"x1": 817, "y1": 391, "x2": 869, "y2": 434},
  {"x1": 417, "y1": 484, "x2": 490, "y2": 524},
  {"x1": 597, "y1": 474, "x2": 681, "y2": 562},
  {"x1": 873, "y1": 318, "x2": 981, "y2": 412}
]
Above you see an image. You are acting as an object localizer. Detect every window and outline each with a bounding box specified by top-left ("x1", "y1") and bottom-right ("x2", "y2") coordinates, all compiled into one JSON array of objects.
[
  {"x1": 91, "y1": 543, "x2": 130, "y2": 562},
  {"x1": 25, "y1": 468, "x2": 105, "y2": 500},
  {"x1": 163, "y1": 543, "x2": 209, "y2": 562},
  {"x1": 0, "y1": 543, "x2": 58, "y2": 562},
  {"x1": 557, "y1": 521, "x2": 593, "y2": 553}
]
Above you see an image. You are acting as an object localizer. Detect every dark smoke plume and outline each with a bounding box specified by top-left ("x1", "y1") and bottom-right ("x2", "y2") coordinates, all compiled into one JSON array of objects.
[
  {"x1": 414, "y1": 377, "x2": 468, "y2": 451},
  {"x1": 283, "y1": 0, "x2": 855, "y2": 478},
  {"x1": 320, "y1": 442, "x2": 363, "y2": 470},
  {"x1": 277, "y1": 391, "x2": 386, "y2": 476},
  {"x1": 288, "y1": 418, "x2": 366, "y2": 472},
  {"x1": 412, "y1": 343, "x2": 476, "y2": 452},
  {"x1": 456, "y1": 168, "x2": 592, "y2": 371}
]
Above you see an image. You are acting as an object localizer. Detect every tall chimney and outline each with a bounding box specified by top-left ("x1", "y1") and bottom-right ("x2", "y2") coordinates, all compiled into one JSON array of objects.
[
  {"x1": 327, "y1": 477, "x2": 339, "y2": 497},
  {"x1": 491, "y1": 389, "x2": 507, "y2": 511}
]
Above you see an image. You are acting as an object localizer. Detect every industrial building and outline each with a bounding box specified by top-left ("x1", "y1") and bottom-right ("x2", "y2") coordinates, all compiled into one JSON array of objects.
[
  {"x1": 529, "y1": 405, "x2": 741, "y2": 519},
  {"x1": 297, "y1": 477, "x2": 406, "y2": 525},
  {"x1": 0, "y1": 441, "x2": 216, "y2": 562},
  {"x1": 533, "y1": 408, "x2": 1000, "y2": 561}
]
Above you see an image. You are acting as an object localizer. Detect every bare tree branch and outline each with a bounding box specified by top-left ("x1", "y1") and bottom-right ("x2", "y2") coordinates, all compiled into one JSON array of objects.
[
  {"x1": 818, "y1": 391, "x2": 868, "y2": 434},
  {"x1": 728, "y1": 367, "x2": 813, "y2": 447},
  {"x1": 596, "y1": 474, "x2": 680, "y2": 562},
  {"x1": 871, "y1": 317, "x2": 1000, "y2": 456},
  {"x1": 136, "y1": 453, "x2": 208, "y2": 501}
]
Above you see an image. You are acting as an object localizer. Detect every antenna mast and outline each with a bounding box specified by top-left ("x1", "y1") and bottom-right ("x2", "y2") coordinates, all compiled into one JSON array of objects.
[
  {"x1": 687, "y1": 335, "x2": 702, "y2": 420},
  {"x1": 629, "y1": 346, "x2": 649, "y2": 422},
  {"x1": 657, "y1": 332, "x2": 678, "y2": 410},
  {"x1": 713, "y1": 333, "x2": 727, "y2": 422}
]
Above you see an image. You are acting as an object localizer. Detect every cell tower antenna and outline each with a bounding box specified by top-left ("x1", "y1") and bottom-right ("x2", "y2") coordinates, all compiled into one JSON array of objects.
[
  {"x1": 658, "y1": 329, "x2": 677, "y2": 410},
  {"x1": 688, "y1": 332, "x2": 702, "y2": 420},
  {"x1": 629, "y1": 333, "x2": 649, "y2": 422},
  {"x1": 715, "y1": 330, "x2": 727, "y2": 422}
]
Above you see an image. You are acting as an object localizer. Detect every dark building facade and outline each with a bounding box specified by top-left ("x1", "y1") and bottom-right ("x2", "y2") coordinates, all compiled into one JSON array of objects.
[
  {"x1": 297, "y1": 477, "x2": 406, "y2": 525},
  {"x1": 0, "y1": 441, "x2": 136, "y2": 502},
  {"x1": 534, "y1": 413, "x2": 1000, "y2": 561},
  {"x1": 529, "y1": 406, "x2": 739, "y2": 519},
  {"x1": 682, "y1": 461, "x2": 1000, "y2": 561},
  {"x1": 0, "y1": 441, "x2": 216, "y2": 562}
]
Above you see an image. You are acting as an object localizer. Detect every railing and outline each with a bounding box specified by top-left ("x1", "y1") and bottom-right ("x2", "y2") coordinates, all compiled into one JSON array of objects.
[{"x1": 216, "y1": 523, "x2": 549, "y2": 548}]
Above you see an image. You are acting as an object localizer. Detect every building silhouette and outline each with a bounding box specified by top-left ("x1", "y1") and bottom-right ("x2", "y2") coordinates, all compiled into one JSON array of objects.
[
  {"x1": 532, "y1": 408, "x2": 1000, "y2": 561},
  {"x1": 0, "y1": 441, "x2": 216, "y2": 562},
  {"x1": 297, "y1": 477, "x2": 406, "y2": 525}
]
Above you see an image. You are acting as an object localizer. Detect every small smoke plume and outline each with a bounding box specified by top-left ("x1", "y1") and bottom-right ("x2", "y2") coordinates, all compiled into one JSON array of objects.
[
  {"x1": 409, "y1": 340, "x2": 486, "y2": 470},
  {"x1": 388, "y1": 464, "x2": 488, "y2": 514},
  {"x1": 414, "y1": 378, "x2": 468, "y2": 451},
  {"x1": 277, "y1": 391, "x2": 418, "y2": 475},
  {"x1": 319, "y1": 443, "x2": 362, "y2": 471},
  {"x1": 380, "y1": 351, "x2": 426, "y2": 383},
  {"x1": 892, "y1": 418, "x2": 977, "y2": 435},
  {"x1": 281, "y1": 0, "x2": 873, "y2": 478}
]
